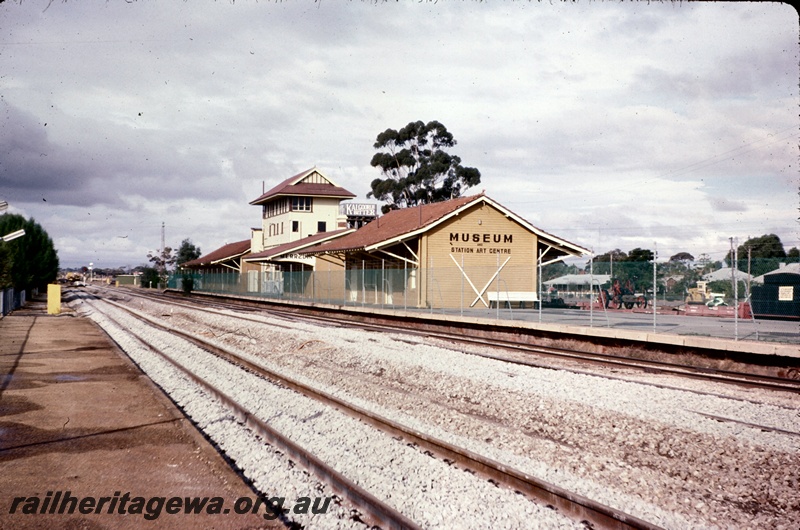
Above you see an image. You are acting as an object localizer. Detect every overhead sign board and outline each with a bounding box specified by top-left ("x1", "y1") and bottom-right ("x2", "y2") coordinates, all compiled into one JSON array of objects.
[{"x1": 341, "y1": 203, "x2": 377, "y2": 216}]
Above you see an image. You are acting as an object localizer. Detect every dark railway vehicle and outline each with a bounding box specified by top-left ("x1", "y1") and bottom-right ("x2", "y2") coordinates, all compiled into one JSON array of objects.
[
  {"x1": 751, "y1": 271, "x2": 800, "y2": 320},
  {"x1": 599, "y1": 279, "x2": 648, "y2": 310}
]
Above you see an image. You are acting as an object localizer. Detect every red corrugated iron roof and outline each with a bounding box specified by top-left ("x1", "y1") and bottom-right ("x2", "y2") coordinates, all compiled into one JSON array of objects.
[
  {"x1": 245, "y1": 229, "x2": 354, "y2": 261},
  {"x1": 249, "y1": 168, "x2": 356, "y2": 205},
  {"x1": 181, "y1": 239, "x2": 251, "y2": 268},
  {"x1": 299, "y1": 194, "x2": 589, "y2": 257},
  {"x1": 299, "y1": 194, "x2": 480, "y2": 254}
]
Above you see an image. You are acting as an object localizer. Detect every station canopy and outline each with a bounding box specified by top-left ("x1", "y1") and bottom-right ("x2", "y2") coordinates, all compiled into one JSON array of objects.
[{"x1": 181, "y1": 239, "x2": 251, "y2": 271}]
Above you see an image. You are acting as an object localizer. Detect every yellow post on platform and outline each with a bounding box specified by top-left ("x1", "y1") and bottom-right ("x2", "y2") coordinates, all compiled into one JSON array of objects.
[{"x1": 47, "y1": 284, "x2": 61, "y2": 315}]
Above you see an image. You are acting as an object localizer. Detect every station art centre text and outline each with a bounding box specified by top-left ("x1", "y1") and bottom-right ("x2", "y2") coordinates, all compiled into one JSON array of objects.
[{"x1": 449, "y1": 232, "x2": 513, "y2": 254}]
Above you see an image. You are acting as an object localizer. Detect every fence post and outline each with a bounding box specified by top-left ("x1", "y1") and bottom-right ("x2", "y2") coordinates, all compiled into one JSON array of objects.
[
  {"x1": 460, "y1": 253, "x2": 464, "y2": 317},
  {"x1": 538, "y1": 249, "x2": 543, "y2": 323},
  {"x1": 429, "y1": 257, "x2": 433, "y2": 314},
  {"x1": 589, "y1": 251, "x2": 594, "y2": 327},
  {"x1": 734, "y1": 243, "x2": 739, "y2": 341},
  {"x1": 652, "y1": 252, "x2": 657, "y2": 333},
  {"x1": 404, "y1": 259, "x2": 407, "y2": 312},
  {"x1": 495, "y1": 253, "x2": 500, "y2": 320}
]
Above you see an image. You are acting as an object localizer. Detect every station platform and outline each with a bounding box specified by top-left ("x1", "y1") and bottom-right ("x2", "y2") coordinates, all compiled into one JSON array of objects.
[
  {"x1": 190, "y1": 288, "x2": 800, "y2": 361},
  {"x1": 0, "y1": 296, "x2": 278, "y2": 529}
]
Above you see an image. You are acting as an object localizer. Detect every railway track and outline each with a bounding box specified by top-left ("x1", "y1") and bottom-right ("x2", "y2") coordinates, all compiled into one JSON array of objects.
[
  {"x1": 116, "y1": 287, "x2": 800, "y2": 397},
  {"x1": 88, "y1": 299, "x2": 418, "y2": 529},
  {"x1": 73, "y1": 286, "x2": 800, "y2": 527},
  {"x1": 76, "y1": 288, "x2": 663, "y2": 529}
]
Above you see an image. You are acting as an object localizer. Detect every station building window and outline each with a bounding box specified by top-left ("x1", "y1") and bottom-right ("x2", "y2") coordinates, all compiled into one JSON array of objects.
[
  {"x1": 264, "y1": 199, "x2": 289, "y2": 219},
  {"x1": 317, "y1": 221, "x2": 326, "y2": 233},
  {"x1": 292, "y1": 221, "x2": 299, "y2": 233},
  {"x1": 291, "y1": 197, "x2": 312, "y2": 212}
]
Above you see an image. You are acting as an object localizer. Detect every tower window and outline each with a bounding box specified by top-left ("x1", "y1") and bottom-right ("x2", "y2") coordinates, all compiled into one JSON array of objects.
[{"x1": 291, "y1": 197, "x2": 312, "y2": 211}]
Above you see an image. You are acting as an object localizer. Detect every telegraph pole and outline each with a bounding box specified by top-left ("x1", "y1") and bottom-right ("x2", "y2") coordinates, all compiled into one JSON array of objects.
[
  {"x1": 653, "y1": 244, "x2": 657, "y2": 333},
  {"x1": 730, "y1": 237, "x2": 738, "y2": 340},
  {"x1": 747, "y1": 246, "x2": 752, "y2": 297},
  {"x1": 160, "y1": 222, "x2": 166, "y2": 275},
  {"x1": 729, "y1": 238, "x2": 735, "y2": 286},
  {"x1": 734, "y1": 240, "x2": 739, "y2": 340}
]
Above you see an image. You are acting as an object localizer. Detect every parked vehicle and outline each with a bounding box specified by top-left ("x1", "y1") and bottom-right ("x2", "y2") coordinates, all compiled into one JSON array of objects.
[{"x1": 599, "y1": 279, "x2": 648, "y2": 309}]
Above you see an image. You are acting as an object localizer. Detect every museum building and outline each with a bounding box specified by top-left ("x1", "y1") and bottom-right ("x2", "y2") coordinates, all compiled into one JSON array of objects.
[
  {"x1": 182, "y1": 168, "x2": 588, "y2": 309},
  {"x1": 299, "y1": 193, "x2": 589, "y2": 309}
]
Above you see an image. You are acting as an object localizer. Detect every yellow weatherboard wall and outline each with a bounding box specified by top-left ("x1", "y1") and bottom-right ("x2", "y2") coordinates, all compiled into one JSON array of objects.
[
  {"x1": 47, "y1": 284, "x2": 61, "y2": 315},
  {"x1": 423, "y1": 202, "x2": 537, "y2": 308}
]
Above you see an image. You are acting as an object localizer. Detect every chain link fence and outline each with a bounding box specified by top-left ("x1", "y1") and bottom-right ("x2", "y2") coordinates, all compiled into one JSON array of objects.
[{"x1": 167, "y1": 258, "x2": 799, "y2": 344}]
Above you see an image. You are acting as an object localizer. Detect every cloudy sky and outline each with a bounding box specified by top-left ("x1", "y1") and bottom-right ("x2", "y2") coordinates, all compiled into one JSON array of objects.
[{"x1": 1, "y1": 1, "x2": 797, "y2": 269}]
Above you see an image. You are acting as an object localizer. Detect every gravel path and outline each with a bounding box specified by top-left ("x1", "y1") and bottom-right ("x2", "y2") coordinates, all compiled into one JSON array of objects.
[{"x1": 112, "y1": 294, "x2": 800, "y2": 530}]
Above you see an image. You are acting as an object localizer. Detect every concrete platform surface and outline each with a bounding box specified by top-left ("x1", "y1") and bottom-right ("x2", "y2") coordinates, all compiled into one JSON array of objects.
[{"x1": 0, "y1": 298, "x2": 281, "y2": 529}]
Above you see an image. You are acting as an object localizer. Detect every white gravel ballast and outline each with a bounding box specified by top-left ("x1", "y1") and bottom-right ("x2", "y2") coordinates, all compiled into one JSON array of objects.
[
  {"x1": 73, "y1": 295, "x2": 586, "y2": 529},
  {"x1": 109, "y1": 293, "x2": 800, "y2": 530}
]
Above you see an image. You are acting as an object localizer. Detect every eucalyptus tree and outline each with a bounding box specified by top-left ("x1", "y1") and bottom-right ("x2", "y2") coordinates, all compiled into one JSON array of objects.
[{"x1": 368, "y1": 120, "x2": 481, "y2": 213}]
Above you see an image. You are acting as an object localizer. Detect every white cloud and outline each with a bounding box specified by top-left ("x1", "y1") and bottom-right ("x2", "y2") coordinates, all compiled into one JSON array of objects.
[{"x1": 0, "y1": 1, "x2": 796, "y2": 267}]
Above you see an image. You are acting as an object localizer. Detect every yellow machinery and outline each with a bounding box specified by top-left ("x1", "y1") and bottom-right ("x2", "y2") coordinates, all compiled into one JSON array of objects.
[{"x1": 686, "y1": 281, "x2": 726, "y2": 307}]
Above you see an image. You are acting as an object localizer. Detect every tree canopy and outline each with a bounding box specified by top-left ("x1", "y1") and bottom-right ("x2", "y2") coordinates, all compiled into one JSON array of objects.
[
  {"x1": 726, "y1": 234, "x2": 792, "y2": 277},
  {"x1": 586, "y1": 249, "x2": 626, "y2": 275},
  {"x1": 584, "y1": 247, "x2": 654, "y2": 289},
  {"x1": 368, "y1": 120, "x2": 481, "y2": 213},
  {"x1": 175, "y1": 238, "x2": 201, "y2": 267},
  {"x1": 591, "y1": 249, "x2": 627, "y2": 261},
  {"x1": 727, "y1": 234, "x2": 786, "y2": 263},
  {"x1": 147, "y1": 246, "x2": 175, "y2": 276},
  {"x1": 541, "y1": 260, "x2": 579, "y2": 282},
  {"x1": 669, "y1": 252, "x2": 694, "y2": 262},
  {"x1": 0, "y1": 214, "x2": 59, "y2": 293},
  {"x1": 626, "y1": 248, "x2": 654, "y2": 262}
]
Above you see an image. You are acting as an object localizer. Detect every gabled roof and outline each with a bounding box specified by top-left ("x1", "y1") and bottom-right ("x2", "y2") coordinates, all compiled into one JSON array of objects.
[
  {"x1": 181, "y1": 239, "x2": 251, "y2": 268},
  {"x1": 702, "y1": 267, "x2": 752, "y2": 283},
  {"x1": 299, "y1": 195, "x2": 477, "y2": 254},
  {"x1": 300, "y1": 194, "x2": 589, "y2": 257},
  {"x1": 544, "y1": 274, "x2": 611, "y2": 286},
  {"x1": 752, "y1": 262, "x2": 800, "y2": 284},
  {"x1": 245, "y1": 229, "x2": 354, "y2": 262},
  {"x1": 249, "y1": 167, "x2": 356, "y2": 206}
]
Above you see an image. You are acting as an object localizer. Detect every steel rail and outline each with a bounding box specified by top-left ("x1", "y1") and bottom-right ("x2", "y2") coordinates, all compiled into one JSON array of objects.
[
  {"x1": 139, "y1": 287, "x2": 800, "y2": 395},
  {"x1": 97, "y1": 286, "x2": 800, "y2": 405},
  {"x1": 415, "y1": 329, "x2": 800, "y2": 394},
  {"x1": 686, "y1": 410, "x2": 800, "y2": 438},
  {"x1": 166, "y1": 292, "x2": 800, "y2": 408},
  {"x1": 89, "y1": 296, "x2": 421, "y2": 530},
  {"x1": 98, "y1": 293, "x2": 662, "y2": 530},
  {"x1": 97, "y1": 287, "x2": 787, "y2": 411}
]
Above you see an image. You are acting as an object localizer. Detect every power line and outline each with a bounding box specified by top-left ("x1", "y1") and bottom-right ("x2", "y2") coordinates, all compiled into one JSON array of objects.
[{"x1": 660, "y1": 127, "x2": 798, "y2": 180}]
